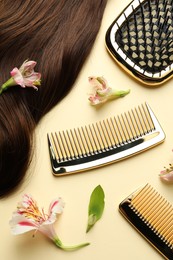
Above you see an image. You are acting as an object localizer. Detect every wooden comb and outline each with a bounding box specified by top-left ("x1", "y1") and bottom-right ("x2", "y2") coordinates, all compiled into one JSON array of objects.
[
  {"x1": 119, "y1": 184, "x2": 173, "y2": 259},
  {"x1": 105, "y1": 0, "x2": 173, "y2": 85},
  {"x1": 47, "y1": 103, "x2": 165, "y2": 175}
]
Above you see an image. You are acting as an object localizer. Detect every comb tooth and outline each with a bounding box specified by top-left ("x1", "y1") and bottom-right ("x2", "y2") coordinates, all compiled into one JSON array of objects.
[
  {"x1": 157, "y1": 208, "x2": 173, "y2": 236},
  {"x1": 134, "y1": 107, "x2": 145, "y2": 136},
  {"x1": 167, "y1": 226, "x2": 173, "y2": 245},
  {"x1": 131, "y1": 184, "x2": 173, "y2": 248},
  {"x1": 77, "y1": 127, "x2": 88, "y2": 156},
  {"x1": 117, "y1": 115, "x2": 128, "y2": 143},
  {"x1": 88, "y1": 124, "x2": 100, "y2": 153},
  {"x1": 137, "y1": 105, "x2": 148, "y2": 134},
  {"x1": 154, "y1": 211, "x2": 173, "y2": 246},
  {"x1": 124, "y1": 112, "x2": 136, "y2": 140},
  {"x1": 137, "y1": 191, "x2": 160, "y2": 218},
  {"x1": 76, "y1": 127, "x2": 86, "y2": 156},
  {"x1": 103, "y1": 119, "x2": 114, "y2": 148},
  {"x1": 131, "y1": 184, "x2": 152, "y2": 206},
  {"x1": 120, "y1": 114, "x2": 131, "y2": 142},
  {"x1": 113, "y1": 116, "x2": 124, "y2": 144},
  {"x1": 145, "y1": 197, "x2": 168, "y2": 226},
  {"x1": 141, "y1": 104, "x2": 151, "y2": 132},
  {"x1": 140, "y1": 193, "x2": 164, "y2": 222},
  {"x1": 144, "y1": 104, "x2": 155, "y2": 131},
  {"x1": 162, "y1": 218, "x2": 173, "y2": 244},
  {"x1": 55, "y1": 132, "x2": 65, "y2": 161},
  {"x1": 159, "y1": 216, "x2": 173, "y2": 245},
  {"x1": 151, "y1": 203, "x2": 172, "y2": 231},
  {"x1": 121, "y1": 113, "x2": 132, "y2": 141},
  {"x1": 49, "y1": 133, "x2": 59, "y2": 161},
  {"x1": 65, "y1": 130, "x2": 77, "y2": 159},
  {"x1": 79, "y1": 127, "x2": 90, "y2": 155},
  {"x1": 106, "y1": 118, "x2": 118, "y2": 147},
  {"x1": 102, "y1": 120, "x2": 112, "y2": 148},
  {"x1": 89, "y1": 123, "x2": 102, "y2": 152},
  {"x1": 110, "y1": 117, "x2": 121, "y2": 146},
  {"x1": 69, "y1": 129, "x2": 81, "y2": 158},
  {"x1": 84, "y1": 125, "x2": 95, "y2": 154},
  {"x1": 58, "y1": 131, "x2": 71, "y2": 160},
  {"x1": 166, "y1": 231, "x2": 173, "y2": 246},
  {"x1": 133, "y1": 188, "x2": 157, "y2": 213},
  {"x1": 98, "y1": 121, "x2": 109, "y2": 149},
  {"x1": 95, "y1": 122, "x2": 106, "y2": 151},
  {"x1": 128, "y1": 109, "x2": 140, "y2": 138},
  {"x1": 73, "y1": 128, "x2": 83, "y2": 157},
  {"x1": 154, "y1": 212, "x2": 173, "y2": 246},
  {"x1": 63, "y1": 130, "x2": 75, "y2": 159}
]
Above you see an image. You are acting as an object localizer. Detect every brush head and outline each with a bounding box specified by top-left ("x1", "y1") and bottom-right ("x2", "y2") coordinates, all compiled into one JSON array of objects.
[{"x1": 106, "y1": 0, "x2": 173, "y2": 85}]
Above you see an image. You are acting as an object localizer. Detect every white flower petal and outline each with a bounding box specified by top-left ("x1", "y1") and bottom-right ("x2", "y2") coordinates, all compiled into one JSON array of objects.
[
  {"x1": 9, "y1": 214, "x2": 37, "y2": 235},
  {"x1": 11, "y1": 224, "x2": 37, "y2": 235},
  {"x1": 47, "y1": 197, "x2": 65, "y2": 224},
  {"x1": 88, "y1": 77, "x2": 102, "y2": 88},
  {"x1": 49, "y1": 197, "x2": 65, "y2": 215}
]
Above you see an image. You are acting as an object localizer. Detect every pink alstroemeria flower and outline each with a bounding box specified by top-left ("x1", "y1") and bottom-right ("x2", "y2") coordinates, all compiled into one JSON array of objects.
[
  {"x1": 0, "y1": 60, "x2": 41, "y2": 94},
  {"x1": 9, "y1": 194, "x2": 89, "y2": 251},
  {"x1": 88, "y1": 76, "x2": 130, "y2": 106},
  {"x1": 159, "y1": 164, "x2": 173, "y2": 183}
]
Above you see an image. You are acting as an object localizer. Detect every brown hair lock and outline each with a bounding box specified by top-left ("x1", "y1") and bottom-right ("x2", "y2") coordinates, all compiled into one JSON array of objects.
[{"x1": 0, "y1": 0, "x2": 107, "y2": 197}]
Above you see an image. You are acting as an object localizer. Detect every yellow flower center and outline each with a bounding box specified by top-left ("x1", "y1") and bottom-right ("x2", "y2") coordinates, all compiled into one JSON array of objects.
[{"x1": 18, "y1": 199, "x2": 47, "y2": 224}]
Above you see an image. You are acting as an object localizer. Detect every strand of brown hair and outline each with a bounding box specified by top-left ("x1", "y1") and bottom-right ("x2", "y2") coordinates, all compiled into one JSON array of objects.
[{"x1": 0, "y1": 0, "x2": 107, "y2": 197}]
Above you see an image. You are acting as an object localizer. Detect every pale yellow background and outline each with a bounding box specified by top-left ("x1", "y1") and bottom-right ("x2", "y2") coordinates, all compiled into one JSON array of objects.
[{"x1": 1, "y1": 1, "x2": 173, "y2": 259}]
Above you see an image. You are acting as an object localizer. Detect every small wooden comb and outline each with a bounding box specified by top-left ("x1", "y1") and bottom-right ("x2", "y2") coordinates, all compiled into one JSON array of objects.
[
  {"x1": 119, "y1": 184, "x2": 173, "y2": 259},
  {"x1": 47, "y1": 103, "x2": 165, "y2": 175}
]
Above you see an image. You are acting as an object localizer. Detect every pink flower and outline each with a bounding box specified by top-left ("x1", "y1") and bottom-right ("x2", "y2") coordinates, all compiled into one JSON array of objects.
[
  {"x1": 88, "y1": 76, "x2": 130, "y2": 106},
  {"x1": 9, "y1": 194, "x2": 89, "y2": 251},
  {"x1": 11, "y1": 60, "x2": 41, "y2": 90},
  {"x1": 159, "y1": 164, "x2": 173, "y2": 183},
  {"x1": 0, "y1": 60, "x2": 41, "y2": 94}
]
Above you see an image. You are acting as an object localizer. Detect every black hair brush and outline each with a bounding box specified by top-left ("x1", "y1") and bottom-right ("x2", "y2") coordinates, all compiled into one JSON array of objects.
[{"x1": 106, "y1": 0, "x2": 173, "y2": 85}]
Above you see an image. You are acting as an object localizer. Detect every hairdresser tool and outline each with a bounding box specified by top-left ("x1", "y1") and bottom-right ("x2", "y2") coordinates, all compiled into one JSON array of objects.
[
  {"x1": 47, "y1": 103, "x2": 165, "y2": 175},
  {"x1": 119, "y1": 184, "x2": 173, "y2": 259},
  {"x1": 105, "y1": 0, "x2": 173, "y2": 85}
]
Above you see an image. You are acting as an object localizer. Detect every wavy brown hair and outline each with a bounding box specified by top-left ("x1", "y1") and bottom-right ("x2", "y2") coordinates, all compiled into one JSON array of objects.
[{"x1": 0, "y1": 0, "x2": 107, "y2": 197}]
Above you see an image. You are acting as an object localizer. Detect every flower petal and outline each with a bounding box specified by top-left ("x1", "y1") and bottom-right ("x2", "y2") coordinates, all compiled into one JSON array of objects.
[
  {"x1": 11, "y1": 223, "x2": 37, "y2": 235},
  {"x1": 9, "y1": 214, "x2": 37, "y2": 235},
  {"x1": 96, "y1": 76, "x2": 108, "y2": 89},
  {"x1": 46, "y1": 197, "x2": 65, "y2": 224},
  {"x1": 159, "y1": 170, "x2": 173, "y2": 183},
  {"x1": 88, "y1": 77, "x2": 103, "y2": 89},
  {"x1": 88, "y1": 94, "x2": 106, "y2": 105},
  {"x1": 23, "y1": 72, "x2": 41, "y2": 87},
  {"x1": 10, "y1": 68, "x2": 25, "y2": 88},
  {"x1": 39, "y1": 224, "x2": 57, "y2": 241},
  {"x1": 49, "y1": 197, "x2": 65, "y2": 214},
  {"x1": 19, "y1": 60, "x2": 36, "y2": 74}
]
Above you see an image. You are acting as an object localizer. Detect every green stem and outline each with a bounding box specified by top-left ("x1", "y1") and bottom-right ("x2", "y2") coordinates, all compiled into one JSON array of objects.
[
  {"x1": 111, "y1": 89, "x2": 130, "y2": 97},
  {"x1": 54, "y1": 238, "x2": 90, "y2": 251},
  {"x1": 0, "y1": 77, "x2": 15, "y2": 94}
]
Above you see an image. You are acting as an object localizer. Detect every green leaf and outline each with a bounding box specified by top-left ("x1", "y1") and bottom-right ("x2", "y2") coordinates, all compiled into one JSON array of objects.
[{"x1": 86, "y1": 185, "x2": 105, "y2": 233}]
